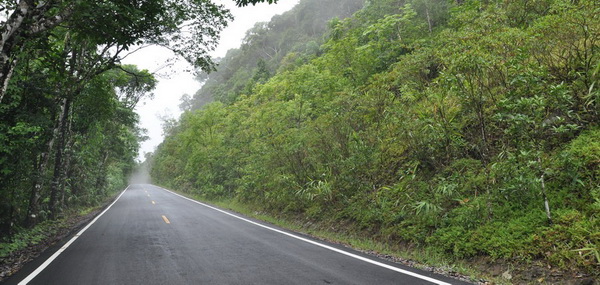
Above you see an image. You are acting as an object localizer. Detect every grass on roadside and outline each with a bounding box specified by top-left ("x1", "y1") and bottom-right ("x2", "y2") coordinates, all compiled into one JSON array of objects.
[{"x1": 0, "y1": 220, "x2": 62, "y2": 259}]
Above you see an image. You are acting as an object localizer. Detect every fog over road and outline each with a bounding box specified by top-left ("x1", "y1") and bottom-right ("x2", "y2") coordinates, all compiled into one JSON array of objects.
[{"x1": 5, "y1": 185, "x2": 469, "y2": 285}]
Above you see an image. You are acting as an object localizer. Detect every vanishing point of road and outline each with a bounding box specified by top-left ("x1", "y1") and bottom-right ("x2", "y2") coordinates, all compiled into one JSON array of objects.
[{"x1": 4, "y1": 184, "x2": 470, "y2": 285}]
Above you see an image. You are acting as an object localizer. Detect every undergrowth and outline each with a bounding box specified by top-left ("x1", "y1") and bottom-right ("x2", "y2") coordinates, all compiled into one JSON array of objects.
[{"x1": 0, "y1": 220, "x2": 62, "y2": 258}]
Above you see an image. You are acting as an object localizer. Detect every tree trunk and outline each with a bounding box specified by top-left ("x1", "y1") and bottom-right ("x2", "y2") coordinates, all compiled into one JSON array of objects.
[
  {"x1": 95, "y1": 151, "x2": 110, "y2": 194},
  {"x1": 25, "y1": 157, "x2": 42, "y2": 227},
  {"x1": 0, "y1": 1, "x2": 32, "y2": 104},
  {"x1": 25, "y1": 115, "x2": 59, "y2": 227},
  {"x1": 538, "y1": 156, "x2": 552, "y2": 224},
  {"x1": 0, "y1": 0, "x2": 71, "y2": 103},
  {"x1": 49, "y1": 96, "x2": 71, "y2": 218},
  {"x1": 425, "y1": 8, "x2": 432, "y2": 33},
  {"x1": 59, "y1": 123, "x2": 74, "y2": 207}
]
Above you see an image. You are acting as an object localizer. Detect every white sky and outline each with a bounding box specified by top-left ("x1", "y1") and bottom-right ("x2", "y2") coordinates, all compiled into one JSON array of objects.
[{"x1": 123, "y1": 0, "x2": 300, "y2": 161}]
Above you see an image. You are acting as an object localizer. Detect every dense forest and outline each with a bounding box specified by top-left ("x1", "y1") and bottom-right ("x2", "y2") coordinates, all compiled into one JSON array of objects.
[
  {"x1": 187, "y1": 0, "x2": 365, "y2": 108},
  {"x1": 151, "y1": 0, "x2": 599, "y2": 279},
  {"x1": 0, "y1": 0, "x2": 272, "y2": 256}
]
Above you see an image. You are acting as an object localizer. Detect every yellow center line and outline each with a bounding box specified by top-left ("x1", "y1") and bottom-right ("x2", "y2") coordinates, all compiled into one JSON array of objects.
[{"x1": 162, "y1": 215, "x2": 171, "y2": 224}]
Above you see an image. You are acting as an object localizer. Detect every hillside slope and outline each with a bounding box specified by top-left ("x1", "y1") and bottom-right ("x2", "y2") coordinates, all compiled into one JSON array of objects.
[
  {"x1": 188, "y1": 0, "x2": 365, "y2": 108},
  {"x1": 152, "y1": 0, "x2": 599, "y2": 281}
]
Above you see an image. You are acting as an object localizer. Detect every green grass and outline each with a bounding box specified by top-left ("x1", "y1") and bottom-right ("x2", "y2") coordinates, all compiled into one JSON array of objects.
[{"x1": 78, "y1": 205, "x2": 102, "y2": 216}]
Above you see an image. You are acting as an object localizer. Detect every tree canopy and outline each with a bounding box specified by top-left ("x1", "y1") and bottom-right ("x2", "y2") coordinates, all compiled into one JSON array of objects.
[{"x1": 0, "y1": 0, "x2": 276, "y2": 103}]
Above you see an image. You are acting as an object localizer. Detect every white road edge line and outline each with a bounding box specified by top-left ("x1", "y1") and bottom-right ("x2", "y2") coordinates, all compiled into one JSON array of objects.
[
  {"x1": 18, "y1": 187, "x2": 129, "y2": 285},
  {"x1": 159, "y1": 186, "x2": 453, "y2": 285}
]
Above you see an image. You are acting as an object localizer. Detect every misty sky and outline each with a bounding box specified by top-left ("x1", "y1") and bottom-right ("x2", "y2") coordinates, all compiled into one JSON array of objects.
[{"x1": 123, "y1": 0, "x2": 300, "y2": 161}]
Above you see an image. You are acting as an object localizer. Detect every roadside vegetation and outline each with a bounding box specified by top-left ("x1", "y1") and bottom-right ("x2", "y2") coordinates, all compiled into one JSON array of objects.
[{"x1": 150, "y1": 0, "x2": 600, "y2": 281}]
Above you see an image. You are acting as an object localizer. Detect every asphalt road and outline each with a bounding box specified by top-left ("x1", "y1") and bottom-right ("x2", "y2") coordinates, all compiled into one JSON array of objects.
[{"x1": 4, "y1": 184, "x2": 470, "y2": 285}]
